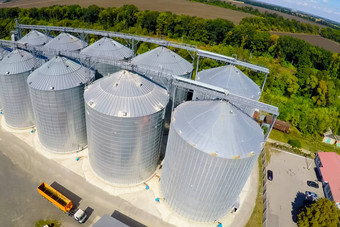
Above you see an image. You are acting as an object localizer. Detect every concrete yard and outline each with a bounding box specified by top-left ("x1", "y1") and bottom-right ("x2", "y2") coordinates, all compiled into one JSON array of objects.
[
  {"x1": 0, "y1": 115, "x2": 259, "y2": 227},
  {"x1": 266, "y1": 149, "x2": 324, "y2": 227}
]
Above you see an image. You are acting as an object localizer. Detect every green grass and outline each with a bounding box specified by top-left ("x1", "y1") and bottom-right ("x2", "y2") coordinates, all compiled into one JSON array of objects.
[
  {"x1": 245, "y1": 157, "x2": 263, "y2": 227},
  {"x1": 269, "y1": 127, "x2": 340, "y2": 154},
  {"x1": 35, "y1": 219, "x2": 61, "y2": 227}
]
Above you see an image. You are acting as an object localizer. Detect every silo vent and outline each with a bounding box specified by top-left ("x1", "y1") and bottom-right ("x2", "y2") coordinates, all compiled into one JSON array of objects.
[
  {"x1": 249, "y1": 152, "x2": 255, "y2": 157},
  {"x1": 122, "y1": 112, "x2": 128, "y2": 116},
  {"x1": 49, "y1": 86, "x2": 54, "y2": 90},
  {"x1": 28, "y1": 82, "x2": 32, "y2": 85},
  {"x1": 6, "y1": 71, "x2": 10, "y2": 74}
]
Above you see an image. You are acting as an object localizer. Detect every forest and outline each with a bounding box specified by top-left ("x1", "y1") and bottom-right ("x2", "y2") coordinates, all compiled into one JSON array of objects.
[{"x1": 0, "y1": 5, "x2": 339, "y2": 137}]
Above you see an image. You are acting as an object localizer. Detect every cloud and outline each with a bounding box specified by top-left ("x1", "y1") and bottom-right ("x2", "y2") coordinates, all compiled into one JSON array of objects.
[{"x1": 322, "y1": 0, "x2": 328, "y2": 3}]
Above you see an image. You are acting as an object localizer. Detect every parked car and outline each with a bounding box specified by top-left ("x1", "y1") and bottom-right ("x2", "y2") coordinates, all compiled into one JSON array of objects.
[
  {"x1": 307, "y1": 181, "x2": 319, "y2": 188},
  {"x1": 74, "y1": 208, "x2": 87, "y2": 224},
  {"x1": 267, "y1": 170, "x2": 273, "y2": 181},
  {"x1": 305, "y1": 191, "x2": 318, "y2": 201}
]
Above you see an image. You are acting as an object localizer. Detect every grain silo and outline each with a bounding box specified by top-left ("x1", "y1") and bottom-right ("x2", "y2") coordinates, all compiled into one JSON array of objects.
[
  {"x1": 19, "y1": 30, "x2": 52, "y2": 46},
  {"x1": 131, "y1": 46, "x2": 193, "y2": 106},
  {"x1": 160, "y1": 100, "x2": 264, "y2": 222},
  {"x1": 44, "y1": 33, "x2": 87, "y2": 58},
  {"x1": 0, "y1": 49, "x2": 43, "y2": 128},
  {"x1": 85, "y1": 70, "x2": 169, "y2": 185},
  {"x1": 0, "y1": 46, "x2": 11, "y2": 60},
  {"x1": 80, "y1": 37, "x2": 133, "y2": 78},
  {"x1": 0, "y1": 46, "x2": 11, "y2": 111},
  {"x1": 194, "y1": 65, "x2": 261, "y2": 116},
  {"x1": 27, "y1": 56, "x2": 95, "y2": 152}
]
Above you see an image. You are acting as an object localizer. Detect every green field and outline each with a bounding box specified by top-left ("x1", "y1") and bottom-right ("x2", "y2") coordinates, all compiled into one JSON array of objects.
[{"x1": 269, "y1": 128, "x2": 340, "y2": 155}]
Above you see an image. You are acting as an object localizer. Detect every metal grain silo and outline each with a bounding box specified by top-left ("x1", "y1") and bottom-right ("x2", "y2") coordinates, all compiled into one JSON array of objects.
[
  {"x1": 0, "y1": 49, "x2": 43, "y2": 128},
  {"x1": 194, "y1": 65, "x2": 261, "y2": 116},
  {"x1": 0, "y1": 46, "x2": 11, "y2": 60},
  {"x1": 131, "y1": 46, "x2": 193, "y2": 106},
  {"x1": 160, "y1": 100, "x2": 264, "y2": 222},
  {"x1": 84, "y1": 70, "x2": 169, "y2": 185},
  {"x1": 44, "y1": 33, "x2": 87, "y2": 58},
  {"x1": 0, "y1": 46, "x2": 11, "y2": 111},
  {"x1": 80, "y1": 37, "x2": 133, "y2": 78},
  {"x1": 27, "y1": 56, "x2": 95, "y2": 152},
  {"x1": 19, "y1": 30, "x2": 52, "y2": 46}
]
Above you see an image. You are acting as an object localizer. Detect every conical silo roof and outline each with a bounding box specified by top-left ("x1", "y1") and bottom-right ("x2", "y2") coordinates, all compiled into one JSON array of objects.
[
  {"x1": 196, "y1": 65, "x2": 261, "y2": 100},
  {"x1": 19, "y1": 30, "x2": 52, "y2": 46},
  {"x1": 0, "y1": 46, "x2": 11, "y2": 60},
  {"x1": 84, "y1": 70, "x2": 169, "y2": 117},
  {"x1": 171, "y1": 100, "x2": 264, "y2": 159},
  {"x1": 131, "y1": 46, "x2": 193, "y2": 76},
  {"x1": 44, "y1": 33, "x2": 87, "y2": 51},
  {"x1": 0, "y1": 49, "x2": 40, "y2": 75},
  {"x1": 27, "y1": 56, "x2": 94, "y2": 91},
  {"x1": 80, "y1": 37, "x2": 133, "y2": 60}
]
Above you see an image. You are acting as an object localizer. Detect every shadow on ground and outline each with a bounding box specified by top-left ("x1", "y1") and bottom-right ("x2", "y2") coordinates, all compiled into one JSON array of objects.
[
  {"x1": 51, "y1": 181, "x2": 82, "y2": 208},
  {"x1": 291, "y1": 191, "x2": 306, "y2": 223},
  {"x1": 111, "y1": 210, "x2": 146, "y2": 227}
]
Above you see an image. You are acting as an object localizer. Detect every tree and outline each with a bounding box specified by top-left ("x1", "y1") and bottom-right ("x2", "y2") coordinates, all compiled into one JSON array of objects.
[{"x1": 298, "y1": 198, "x2": 339, "y2": 227}]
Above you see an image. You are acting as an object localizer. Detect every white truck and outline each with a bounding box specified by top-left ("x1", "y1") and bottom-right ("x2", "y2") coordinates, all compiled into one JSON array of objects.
[{"x1": 73, "y1": 208, "x2": 88, "y2": 224}]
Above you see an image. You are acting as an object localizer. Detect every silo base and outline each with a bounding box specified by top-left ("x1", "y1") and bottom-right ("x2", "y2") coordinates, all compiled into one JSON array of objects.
[
  {"x1": 84, "y1": 158, "x2": 160, "y2": 191},
  {"x1": 0, "y1": 115, "x2": 35, "y2": 132},
  {"x1": 33, "y1": 132, "x2": 86, "y2": 155}
]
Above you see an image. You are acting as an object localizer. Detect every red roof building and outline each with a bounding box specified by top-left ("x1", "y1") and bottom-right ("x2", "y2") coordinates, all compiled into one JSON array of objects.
[{"x1": 315, "y1": 152, "x2": 340, "y2": 209}]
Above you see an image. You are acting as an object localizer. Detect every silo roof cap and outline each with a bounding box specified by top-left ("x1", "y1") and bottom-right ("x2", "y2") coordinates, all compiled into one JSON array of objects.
[
  {"x1": 171, "y1": 100, "x2": 264, "y2": 159},
  {"x1": 19, "y1": 30, "x2": 52, "y2": 46},
  {"x1": 44, "y1": 33, "x2": 87, "y2": 51},
  {"x1": 197, "y1": 65, "x2": 261, "y2": 100},
  {"x1": 27, "y1": 55, "x2": 94, "y2": 91},
  {"x1": 131, "y1": 46, "x2": 193, "y2": 76},
  {"x1": 0, "y1": 49, "x2": 41, "y2": 75},
  {"x1": 84, "y1": 70, "x2": 169, "y2": 117},
  {"x1": 80, "y1": 37, "x2": 133, "y2": 60}
]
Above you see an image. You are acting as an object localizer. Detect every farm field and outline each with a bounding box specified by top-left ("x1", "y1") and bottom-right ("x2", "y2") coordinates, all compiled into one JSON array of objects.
[
  {"x1": 225, "y1": 0, "x2": 325, "y2": 28},
  {"x1": 0, "y1": 0, "x2": 255, "y2": 24},
  {"x1": 271, "y1": 31, "x2": 340, "y2": 53}
]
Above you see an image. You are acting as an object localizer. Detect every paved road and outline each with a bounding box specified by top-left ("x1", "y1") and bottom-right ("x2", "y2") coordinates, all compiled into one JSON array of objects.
[
  {"x1": 0, "y1": 127, "x2": 173, "y2": 227},
  {"x1": 0, "y1": 151, "x2": 79, "y2": 227}
]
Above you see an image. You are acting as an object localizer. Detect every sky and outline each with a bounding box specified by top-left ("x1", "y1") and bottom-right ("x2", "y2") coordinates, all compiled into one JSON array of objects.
[{"x1": 254, "y1": 0, "x2": 340, "y2": 23}]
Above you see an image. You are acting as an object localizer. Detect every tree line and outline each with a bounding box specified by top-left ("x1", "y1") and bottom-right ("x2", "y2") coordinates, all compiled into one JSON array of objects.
[
  {"x1": 0, "y1": 5, "x2": 339, "y2": 136},
  {"x1": 190, "y1": 0, "x2": 340, "y2": 45}
]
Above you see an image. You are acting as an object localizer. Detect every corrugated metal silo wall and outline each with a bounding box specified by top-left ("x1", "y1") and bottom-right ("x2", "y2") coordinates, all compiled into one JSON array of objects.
[
  {"x1": 95, "y1": 63, "x2": 122, "y2": 78},
  {"x1": 0, "y1": 71, "x2": 35, "y2": 128},
  {"x1": 86, "y1": 105, "x2": 165, "y2": 185},
  {"x1": 160, "y1": 127, "x2": 259, "y2": 222},
  {"x1": 173, "y1": 73, "x2": 191, "y2": 107},
  {"x1": 29, "y1": 86, "x2": 87, "y2": 152},
  {"x1": 156, "y1": 72, "x2": 191, "y2": 125}
]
